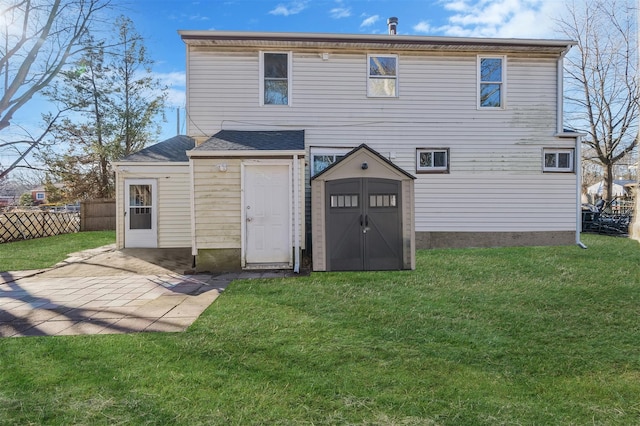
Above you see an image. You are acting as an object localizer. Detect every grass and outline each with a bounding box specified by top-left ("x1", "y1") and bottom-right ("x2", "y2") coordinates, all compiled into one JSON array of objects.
[
  {"x1": 0, "y1": 233, "x2": 639, "y2": 424},
  {"x1": 0, "y1": 231, "x2": 115, "y2": 272}
]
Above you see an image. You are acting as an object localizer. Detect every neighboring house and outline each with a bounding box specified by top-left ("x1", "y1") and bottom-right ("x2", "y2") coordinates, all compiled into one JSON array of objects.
[
  {"x1": 586, "y1": 180, "x2": 635, "y2": 199},
  {"x1": 115, "y1": 22, "x2": 582, "y2": 272},
  {"x1": 31, "y1": 187, "x2": 47, "y2": 205}
]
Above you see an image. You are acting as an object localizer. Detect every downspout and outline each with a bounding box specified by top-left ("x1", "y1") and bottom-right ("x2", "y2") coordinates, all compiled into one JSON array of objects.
[
  {"x1": 556, "y1": 45, "x2": 572, "y2": 134},
  {"x1": 557, "y1": 44, "x2": 587, "y2": 249},
  {"x1": 293, "y1": 155, "x2": 301, "y2": 273},
  {"x1": 576, "y1": 135, "x2": 587, "y2": 249}
]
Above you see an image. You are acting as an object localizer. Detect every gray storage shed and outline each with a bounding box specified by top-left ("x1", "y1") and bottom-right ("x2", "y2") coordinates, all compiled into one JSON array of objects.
[{"x1": 311, "y1": 144, "x2": 416, "y2": 271}]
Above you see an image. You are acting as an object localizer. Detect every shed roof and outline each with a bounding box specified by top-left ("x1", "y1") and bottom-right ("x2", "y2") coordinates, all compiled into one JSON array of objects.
[
  {"x1": 120, "y1": 135, "x2": 195, "y2": 162},
  {"x1": 312, "y1": 143, "x2": 415, "y2": 181},
  {"x1": 192, "y1": 130, "x2": 305, "y2": 152}
]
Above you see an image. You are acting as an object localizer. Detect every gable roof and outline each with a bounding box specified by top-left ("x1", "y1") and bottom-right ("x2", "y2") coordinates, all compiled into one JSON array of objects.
[
  {"x1": 312, "y1": 143, "x2": 415, "y2": 180},
  {"x1": 192, "y1": 130, "x2": 305, "y2": 152},
  {"x1": 120, "y1": 135, "x2": 195, "y2": 162}
]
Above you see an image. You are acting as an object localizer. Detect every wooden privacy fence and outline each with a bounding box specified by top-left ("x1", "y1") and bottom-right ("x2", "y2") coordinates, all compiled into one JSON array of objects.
[
  {"x1": 81, "y1": 199, "x2": 115, "y2": 231},
  {"x1": 0, "y1": 211, "x2": 80, "y2": 243}
]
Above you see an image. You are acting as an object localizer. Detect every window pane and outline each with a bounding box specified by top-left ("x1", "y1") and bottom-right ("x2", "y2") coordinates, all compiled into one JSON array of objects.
[
  {"x1": 368, "y1": 78, "x2": 396, "y2": 97},
  {"x1": 264, "y1": 80, "x2": 288, "y2": 105},
  {"x1": 544, "y1": 153, "x2": 557, "y2": 168},
  {"x1": 130, "y1": 207, "x2": 151, "y2": 229},
  {"x1": 434, "y1": 151, "x2": 447, "y2": 168},
  {"x1": 419, "y1": 152, "x2": 433, "y2": 168},
  {"x1": 369, "y1": 56, "x2": 396, "y2": 76},
  {"x1": 264, "y1": 53, "x2": 288, "y2": 78},
  {"x1": 558, "y1": 153, "x2": 571, "y2": 168},
  {"x1": 481, "y1": 58, "x2": 502, "y2": 82},
  {"x1": 130, "y1": 185, "x2": 151, "y2": 207},
  {"x1": 480, "y1": 83, "x2": 501, "y2": 107}
]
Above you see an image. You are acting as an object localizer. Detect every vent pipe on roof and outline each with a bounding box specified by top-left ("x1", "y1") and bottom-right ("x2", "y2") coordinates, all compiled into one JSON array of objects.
[{"x1": 387, "y1": 17, "x2": 398, "y2": 35}]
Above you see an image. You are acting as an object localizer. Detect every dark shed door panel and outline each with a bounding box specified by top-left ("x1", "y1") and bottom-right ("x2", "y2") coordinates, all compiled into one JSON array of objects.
[{"x1": 326, "y1": 178, "x2": 402, "y2": 271}]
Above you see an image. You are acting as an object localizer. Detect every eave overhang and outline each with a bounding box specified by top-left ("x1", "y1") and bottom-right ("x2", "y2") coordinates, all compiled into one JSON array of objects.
[{"x1": 179, "y1": 30, "x2": 576, "y2": 54}]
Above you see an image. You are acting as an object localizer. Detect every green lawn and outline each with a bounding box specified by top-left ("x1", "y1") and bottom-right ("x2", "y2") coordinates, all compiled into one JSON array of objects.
[
  {"x1": 1, "y1": 234, "x2": 639, "y2": 424},
  {"x1": 0, "y1": 231, "x2": 115, "y2": 272}
]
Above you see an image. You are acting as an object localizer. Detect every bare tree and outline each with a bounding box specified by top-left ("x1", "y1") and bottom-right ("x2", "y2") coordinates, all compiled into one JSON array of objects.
[
  {"x1": 0, "y1": 0, "x2": 111, "y2": 179},
  {"x1": 557, "y1": 0, "x2": 638, "y2": 202}
]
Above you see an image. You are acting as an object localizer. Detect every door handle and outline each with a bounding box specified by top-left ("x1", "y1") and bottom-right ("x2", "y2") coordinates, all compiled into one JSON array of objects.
[{"x1": 246, "y1": 217, "x2": 253, "y2": 222}]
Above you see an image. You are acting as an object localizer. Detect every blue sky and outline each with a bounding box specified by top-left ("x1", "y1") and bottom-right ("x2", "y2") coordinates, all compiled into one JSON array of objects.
[
  {"x1": 4, "y1": 0, "x2": 568, "y2": 166},
  {"x1": 121, "y1": 0, "x2": 567, "y2": 140}
]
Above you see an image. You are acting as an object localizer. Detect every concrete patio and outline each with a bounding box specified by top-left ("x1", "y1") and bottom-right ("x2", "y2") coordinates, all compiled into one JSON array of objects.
[{"x1": 0, "y1": 245, "x2": 299, "y2": 337}]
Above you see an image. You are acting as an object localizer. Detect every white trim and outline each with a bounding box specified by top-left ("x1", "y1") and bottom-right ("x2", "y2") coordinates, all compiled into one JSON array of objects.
[
  {"x1": 189, "y1": 159, "x2": 197, "y2": 256},
  {"x1": 543, "y1": 148, "x2": 575, "y2": 172},
  {"x1": 367, "y1": 53, "x2": 399, "y2": 98},
  {"x1": 241, "y1": 159, "x2": 294, "y2": 268},
  {"x1": 124, "y1": 178, "x2": 158, "y2": 248},
  {"x1": 293, "y1": 155, "x2": 300, "y2": 273},
  {"x1": 416, "y1": 148, "x2": 449, "y2": 172},
  {"x1": 259, "y1": 51, "x2": 292, "y2": 106},
  {"x1": 188, "y1": 149, "x2": 305, "y2": 158},
  {"x1": 477, "y1": 55, "x2": 507, "y2": 109}
]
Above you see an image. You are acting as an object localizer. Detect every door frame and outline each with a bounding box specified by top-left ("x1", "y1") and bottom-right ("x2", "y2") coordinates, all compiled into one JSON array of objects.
[
  {"x1": 240, "y1": 159, "x2": 293, "y2": 268},
  {"x1": 124, "y1": 178, "x2": 158, "y2": 248}
]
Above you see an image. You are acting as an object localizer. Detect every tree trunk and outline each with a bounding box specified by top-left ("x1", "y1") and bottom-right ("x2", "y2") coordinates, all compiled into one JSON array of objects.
[{"x1": 603, "y1": 162, "x2": 614, "y2": 202}]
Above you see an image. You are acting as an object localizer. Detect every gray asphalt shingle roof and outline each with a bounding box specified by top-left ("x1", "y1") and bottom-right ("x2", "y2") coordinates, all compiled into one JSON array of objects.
[
  {"x1": 120, "y1": 135, "x2": 195, "y2": 162},
  {"x1": 193, "y1": 130, "x2": 305, "y2": 151}
]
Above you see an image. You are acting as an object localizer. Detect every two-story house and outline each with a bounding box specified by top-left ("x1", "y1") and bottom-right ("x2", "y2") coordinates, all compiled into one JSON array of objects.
[{"x1": 114, "y1": 23, "x2": 580, "y2": 272}]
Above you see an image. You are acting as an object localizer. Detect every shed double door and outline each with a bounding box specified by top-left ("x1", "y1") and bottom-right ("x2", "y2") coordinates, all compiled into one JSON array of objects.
[{"x1": 326, "y1": 178, "x2": 402, "y2": 271}]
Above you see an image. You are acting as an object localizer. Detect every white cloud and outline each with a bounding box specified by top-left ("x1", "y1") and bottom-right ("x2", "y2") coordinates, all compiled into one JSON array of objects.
[
  {"x1": 152, "y1": 72, "x2": 186, "y2": 107},
  {"x1": 269, "y1": 1, "x2": 308, "y2": 16},
  {"x1": 413, "y1": 21, "x2": 432, "y2": 33},
  {"x1": 330, "y1": 7, "x2": 351, "y2": 19},
  {"x1": 437, "y1": 0, "x2": 565, "y2": 38},
  {"x1": 360, "y1": 15, "x2": 380, "y2": 28}
]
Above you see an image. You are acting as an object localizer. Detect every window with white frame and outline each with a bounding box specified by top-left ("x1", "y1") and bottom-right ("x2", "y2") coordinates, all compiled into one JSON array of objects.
[
  {"x1": 368, "y1": 54, "x2": 398, "y2": 97},
  {"x1": 36, "y1": 192, "x2": 45, "y2": 200},
  {"x1": 416, "y1": 148, "x2": 449, "y2": 173},
  {"x1": 478, "y1": 56, "x2": 505, "y2": 108},
  {"x1": 310, "y1": 147, "x2": 352, "y2": 176},
  {"x1": 260, "y1": 52, "x2": 291, "y2": 105},
  {"x1": 543, "y1": 148, "x2": 574, "y2": 172}
]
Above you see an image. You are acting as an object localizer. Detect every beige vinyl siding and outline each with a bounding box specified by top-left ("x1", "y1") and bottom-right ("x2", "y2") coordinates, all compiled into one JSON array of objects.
[
  {"x1": 187, "y1": 47, "x2": 575, "y2": 234},
  {"x1": 192, "y1": 159, "x2": 242, "y2": 248},
  {"x1": 115, "y1": 165, "x2": 191, "y2": 249}
]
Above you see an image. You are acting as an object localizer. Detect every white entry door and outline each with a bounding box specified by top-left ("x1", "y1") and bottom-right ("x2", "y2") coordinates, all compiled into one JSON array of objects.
[
  {"x1": 243, "y1": 164, "x2": 291, "y2": 266},
  {"x1": 124, "y1": 179, "x2": 158, "y2": 248}
]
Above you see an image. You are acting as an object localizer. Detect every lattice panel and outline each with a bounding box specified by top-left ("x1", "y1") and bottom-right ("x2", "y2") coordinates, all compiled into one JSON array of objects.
[{"x1": 0, "y1": 212, "x2": 80, "y2": 243}]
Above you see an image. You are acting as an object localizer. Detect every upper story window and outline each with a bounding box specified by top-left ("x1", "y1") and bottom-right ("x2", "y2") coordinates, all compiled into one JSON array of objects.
[
  {"x1": 416, "y1": 148, "x2": 449, "y2": 173},
  {"x1": 543, "y1": 148, "x2": 574, "y2": 172},
  {"x1": 368, "y1": 54, "x2": 398, "y2": 97},
  {"x1": 478, "y1": 56, "x2": 506, "y2": 108},
  {"x1": 260, "y1": 52, "x2": 291, "y2": 105}
]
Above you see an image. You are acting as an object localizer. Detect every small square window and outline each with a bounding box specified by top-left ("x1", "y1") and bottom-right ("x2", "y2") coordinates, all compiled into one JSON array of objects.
[
  {"x1": 543, "y1": 149, "x2": 574, "y2": 172},
  {"x1": 368, "y1": 54, "x2": 398, "y2": 97},
  {"x1": 416, "y1": 148, "x2": 449, "y2": 173}
]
